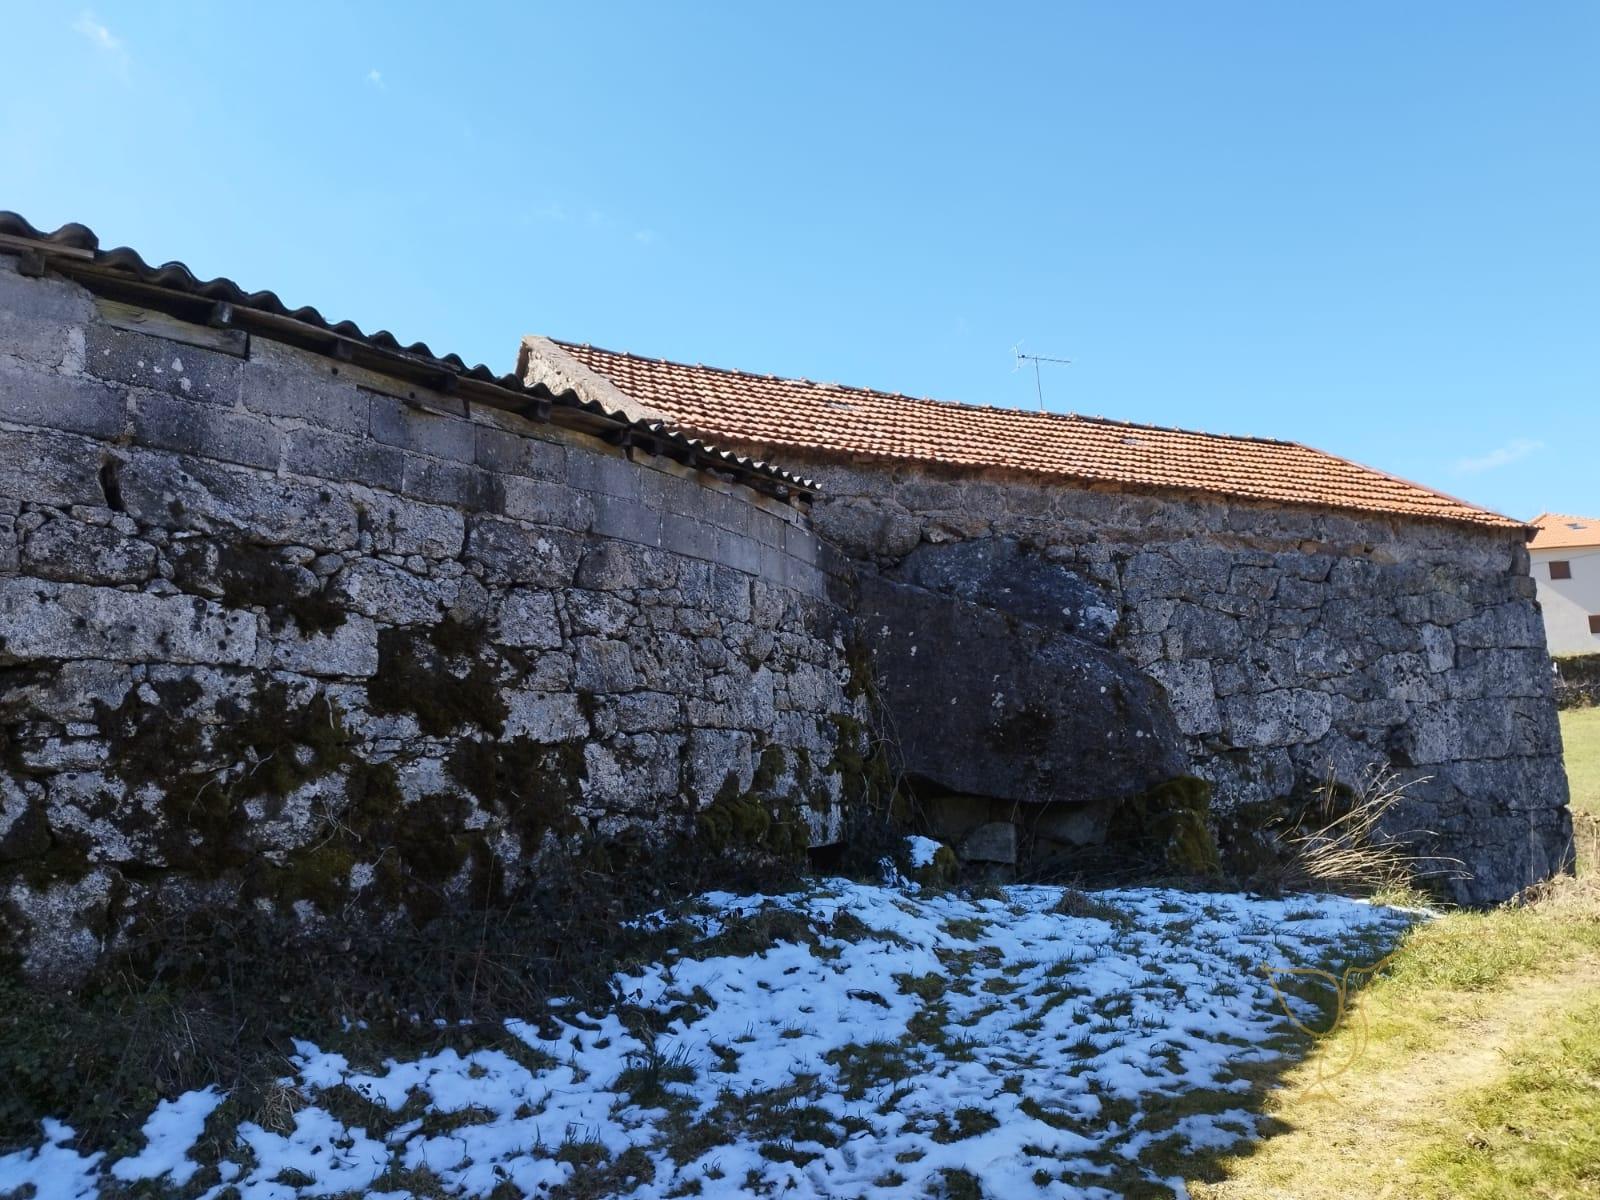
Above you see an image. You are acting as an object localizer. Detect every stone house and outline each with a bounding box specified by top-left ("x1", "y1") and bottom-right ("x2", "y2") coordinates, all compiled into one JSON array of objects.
[
  {"x1": 0, "y1": 210, "x2": 1573, "y2": 983},
  {"x1": 522, "y1": 338, "x2": 1573, "y2": 904}
]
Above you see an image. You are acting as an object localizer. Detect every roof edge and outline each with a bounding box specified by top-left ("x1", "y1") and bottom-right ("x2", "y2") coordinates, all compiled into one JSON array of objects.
[
  {"x1": 1529, "y1": 513, "x2": 1600, "y2": 551},
  {"x1": 545, "y1": 336, "x2": 1310, "y2": 450},
  {"x1": 0, "y1": 212, "x2": 815, "y2": 503},
  {"x1": 517, "y1": 335, "x2": 674, "y2": 426},
  {"x1": 1287, "y1": 441, "x2": 1525, "y2": 534},
  {"x1": 542, "y1": 336, "x2": 1525, "y2": 534}
]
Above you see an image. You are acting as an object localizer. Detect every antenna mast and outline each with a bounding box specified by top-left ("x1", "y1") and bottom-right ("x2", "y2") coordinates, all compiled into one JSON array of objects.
[{"x1": 1012, "y1": 344, "x2": 1072, "y2": 411}]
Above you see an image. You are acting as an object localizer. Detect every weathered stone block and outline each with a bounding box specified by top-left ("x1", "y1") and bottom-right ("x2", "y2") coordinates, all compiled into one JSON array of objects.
[
  {"x1": 118, "y1": 450, "x2": 360, "y2": 549},
  {"x1": 0, "y1": 579, "x2": 256, "y2": 665},
  {"x1": 285, "y1": 427, "x2": 404, "y2": 491},
  {"x1": 83, "y1": 323, "x2": 242, "y2": 404},
  {"x1": 269, "y1": 614, "x2": 380, "y2": 677},
  {"x1": 354, "y1": 488, "x2": 465, "y2": 558},
  {"x1": 583, "y1": 734, "x2": 682, "y2": 809},
  {"x1": 501, "y1": 477, "x2": 594, "y2": 531},
  {"x1": 612, "y1": 691, "x2": 681, "y2": 733},
  {"x1": 21, "y1": 517, "x2": 157, "y2": 584},
  {"x1": 687, "y1": 727, "x2": 754, "y2": 805},
  {"x1": 474, "y1": 424, "x2": 566, "y2": 480},
  {"x1": 565, "y1": 451, "x2": 641, "y2": 501},
  {"x1": 1219, "y1": 689, "x2": 1333, "y2": 749},
  {"x1": 592, "y1": 495, "x2": 662, "y2": 546},
  {"x1": 239, "y1": 341, "x2": 370, "y2": 434},
  {"x1": 661, "y1": 511, "x2": 716, "y2": 561},
  {"x1": 491, "y1": 590, "x2": 562, "y2": 649},
  {"x1": 0, "y1": 367, "x2": 128, "y2": 440},
  {"x1": 716, "y1": 527, "x2": 765, "y2": 577},
  {"x1": 502, "y1": 690, "x2": 588, "y2": 742},
  {"x1": 370, "y1": 394, "x2": 476, "y2": 462},
  {"x1": 330, "y1": 559, "x2": 445, "y2": 625},
  {"x1": 566, "y1": 590, "x2": 634, "y2": 638},
  {"x1": 0, "y1": 659, "x2": 134, "y2": 722},
  {"x1": 4, "y1": 867, "x2": 119, "y2": 982},
  {"x1": 576, "y1": 541, "x2": 643, "y2": 591},
  {"x1": 1146, "y1": 660, "x2": 1221, "y2": 736},
  {"x1": 401, "y1": 454, "x2": 493, "y2": 509},
  {"x1": 465, "y1": 516, "x2": 578, "y2": 586},
  {"x1": 574, "y1": 637, "x2": 638, "y2": 693},
  {"x1": 0, "y1": 263, "x2": 93, "y2": 372}
]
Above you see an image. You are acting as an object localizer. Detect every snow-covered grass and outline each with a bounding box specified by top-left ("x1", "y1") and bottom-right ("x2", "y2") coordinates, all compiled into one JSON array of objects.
[{"x1": 0, "y1": 876, "x2": 1412, "y2": 1200}]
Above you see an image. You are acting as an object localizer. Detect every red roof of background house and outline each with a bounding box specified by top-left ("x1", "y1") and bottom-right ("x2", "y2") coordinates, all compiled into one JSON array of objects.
[
  {"x1": 1529, "y1": 513, "x2": 1600, "y2": 550},
  {"x1": 545, "y1": 340, "x2": 1523, "y2": 531}
]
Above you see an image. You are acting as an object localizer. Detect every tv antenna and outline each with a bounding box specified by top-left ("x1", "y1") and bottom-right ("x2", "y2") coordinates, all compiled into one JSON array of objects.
[{"x1": 1013, "y1": 344, "x2": 1072, "y2": 411}]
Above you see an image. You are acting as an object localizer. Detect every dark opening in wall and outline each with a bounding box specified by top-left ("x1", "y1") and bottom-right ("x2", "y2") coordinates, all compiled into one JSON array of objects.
[{"x1": 1550, "y1": 560, "x2": 1572, "y2": 580}]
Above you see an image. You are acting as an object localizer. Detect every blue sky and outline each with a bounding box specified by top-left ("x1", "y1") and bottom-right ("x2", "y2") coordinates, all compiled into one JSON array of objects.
[{"x1": 3, "y1": 2, "x2": 1595, "y2": 521}]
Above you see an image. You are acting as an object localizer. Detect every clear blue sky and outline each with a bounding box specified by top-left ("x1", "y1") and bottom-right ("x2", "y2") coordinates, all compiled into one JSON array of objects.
[{"x1": 4, "y1": 2, "x2": 1595, "y2": 521}]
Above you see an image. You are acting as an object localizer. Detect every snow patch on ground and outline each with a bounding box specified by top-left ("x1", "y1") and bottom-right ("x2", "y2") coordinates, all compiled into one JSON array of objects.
[{"x1": 0, "y1": 880, "x2": 1411, "y2": 1199}]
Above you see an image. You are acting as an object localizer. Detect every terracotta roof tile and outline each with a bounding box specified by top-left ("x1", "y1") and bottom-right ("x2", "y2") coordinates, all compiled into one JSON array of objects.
[
  {"x1": 1530, "y1": 513, "x2": 1600, "y2": 550},
  {"x1": 552, "y1": 341, "x2": 1522, "y2": 531}
]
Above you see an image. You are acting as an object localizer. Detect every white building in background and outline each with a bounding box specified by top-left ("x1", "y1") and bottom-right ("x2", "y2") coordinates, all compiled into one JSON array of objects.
[{"x1": 1530, "y1": 513, "x2": 1600, "y2": 655}]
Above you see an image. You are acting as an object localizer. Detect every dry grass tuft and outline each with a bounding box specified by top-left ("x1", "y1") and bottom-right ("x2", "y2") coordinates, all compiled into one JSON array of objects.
[{"x1": 1280, "y1": 765, "x2": 1458, "y2": 896}]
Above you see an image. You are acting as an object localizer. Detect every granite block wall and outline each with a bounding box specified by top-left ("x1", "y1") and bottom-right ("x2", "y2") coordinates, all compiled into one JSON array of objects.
[
  {"x1": 738, "y1": 449, "x2": 1572, "y2": 904},
  {"x1": 0, "y1": 254, "x2": 869, "y2": 979}
]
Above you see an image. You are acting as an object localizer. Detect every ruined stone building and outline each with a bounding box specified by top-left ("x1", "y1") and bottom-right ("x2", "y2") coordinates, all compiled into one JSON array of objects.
[
  {"x1": 0, "y1": 213, "x2": 1570, "y2": 974},
  {"x1": 522, "y1": 340, "x2": 1572, "y2": 904}
]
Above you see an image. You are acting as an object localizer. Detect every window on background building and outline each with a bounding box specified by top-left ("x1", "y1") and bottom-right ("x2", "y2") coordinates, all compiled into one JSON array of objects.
[
  {"x1": 1591, "y1": 614, "x2": 1600, "y2": 635},
  {"x1": 1550, "y1": 561, "x2": 1573, "y2": 580}
]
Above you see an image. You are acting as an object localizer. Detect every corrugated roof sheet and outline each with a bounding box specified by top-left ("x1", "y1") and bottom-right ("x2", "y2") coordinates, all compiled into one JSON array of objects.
[
  {"x1": 0, "y1": 213, "x2": 814, "y2": 500},
  {"x1": 1530, "y1": 513, "x2": 1600, "y2": 551},
  {"x1": 549, "y1": 340, "x2": 1523, "y2": 531}
]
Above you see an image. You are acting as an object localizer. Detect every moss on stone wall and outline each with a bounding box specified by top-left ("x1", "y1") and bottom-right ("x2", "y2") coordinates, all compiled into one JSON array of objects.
[
  {"x1": 368, "y1": 626, "x2": 508, "y2": 737},
  {"x1": 447, "y1": 735, "x2": 584, "y2": 853},
  {"x1": 93, "y1": 677, "x2": 359, "y2": 876},
  {"x1": 697, "y1": 791, "x2": 809, "y2": 859},
  {"x1": 1105, "y1": 776, "x2": 1221, "y2": 875},
  {"x1": 170, "y1": 539, "x2": 345, "y2": 634}
]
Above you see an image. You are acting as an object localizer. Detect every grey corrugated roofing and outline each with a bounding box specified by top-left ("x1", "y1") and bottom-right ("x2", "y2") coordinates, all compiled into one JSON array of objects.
[{"x1": 0, "y1": 211, "x2": 814, "y2": 501}]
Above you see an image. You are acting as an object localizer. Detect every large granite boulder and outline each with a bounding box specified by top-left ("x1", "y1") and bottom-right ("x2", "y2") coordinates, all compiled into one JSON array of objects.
[
  {"x1": 890, "y1": 539, "x2": 1121, "y2": 644},
  {"x1": 858, "y1": 541, "x2": 1187, "y2": 807}
]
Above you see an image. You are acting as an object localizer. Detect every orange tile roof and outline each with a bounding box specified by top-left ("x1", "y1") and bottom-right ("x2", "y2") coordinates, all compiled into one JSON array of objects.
[
  {"x1": 1530, "y1": 513, "x2": 1600, "y2": 550},
  {"x1": 549, "y1": 341, "x2": 1523, "y2": 531}
]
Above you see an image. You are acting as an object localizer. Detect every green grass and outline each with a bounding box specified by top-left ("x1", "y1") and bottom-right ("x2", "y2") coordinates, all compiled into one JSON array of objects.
[
  {"x1": 1410, "y1": 989, "x2": 1600, "y2": 1198},
  {"x1": 1560, "y1": 706, "x2": 1600, "y2": 816},
  {"x1": 1192, "y1": 717, "x2": 1600, "y2": 1200}
]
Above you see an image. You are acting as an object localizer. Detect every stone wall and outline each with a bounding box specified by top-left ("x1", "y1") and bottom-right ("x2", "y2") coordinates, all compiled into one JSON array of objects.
[
  {"x1": 1554, "y1": 654, "x2": 1600, "y2": 710},
  {"x1": 0, "y1": 254, "x2": 869, "y2": 979},
  {"x1": 723, "y1": 449, "x2": 1571, "y2": 904}
]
